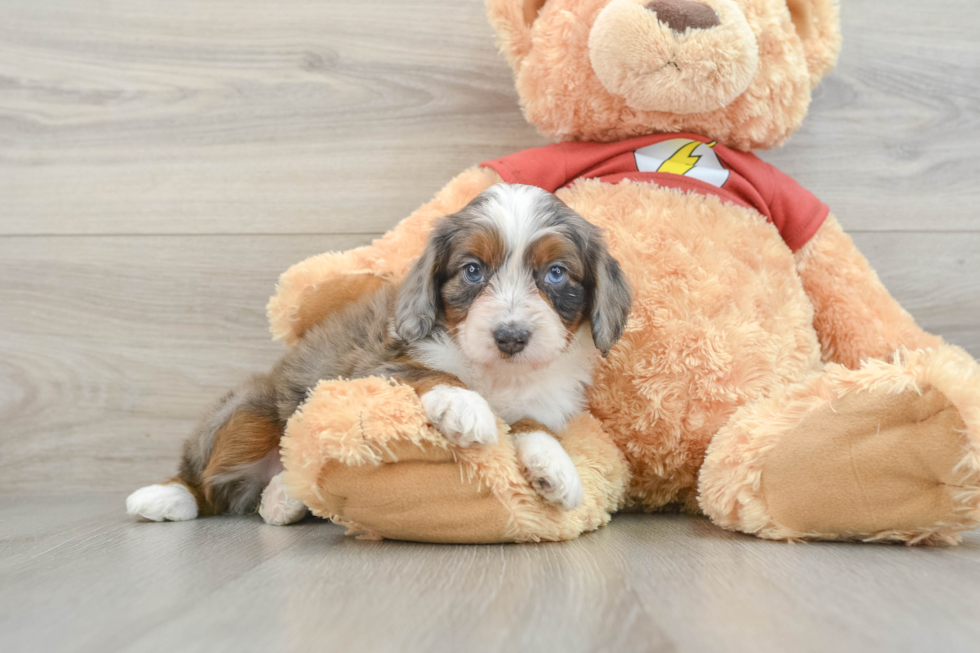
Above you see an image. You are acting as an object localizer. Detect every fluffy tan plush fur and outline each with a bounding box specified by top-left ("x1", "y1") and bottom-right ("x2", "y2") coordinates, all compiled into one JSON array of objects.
[
  {"x1": 793, "y1": 216, "x2": 944, "y2": 367},
  {"x1": 271, "y1": 0, "x2": 980, "y2": 545},
  {"x1": 563, "y1": 179, "x2": 823, "y2": 510}
]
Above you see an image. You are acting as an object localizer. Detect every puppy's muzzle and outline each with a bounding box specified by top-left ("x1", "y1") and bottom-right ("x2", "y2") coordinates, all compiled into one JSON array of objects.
[{"x1": 494, "y1": 324, "x2": 530, "y2": 355}]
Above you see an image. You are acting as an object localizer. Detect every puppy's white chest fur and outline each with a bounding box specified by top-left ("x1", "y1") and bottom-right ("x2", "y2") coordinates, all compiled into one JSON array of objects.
[{"x1": 411, "y1": 328, "x2": 597, "y2": 432}]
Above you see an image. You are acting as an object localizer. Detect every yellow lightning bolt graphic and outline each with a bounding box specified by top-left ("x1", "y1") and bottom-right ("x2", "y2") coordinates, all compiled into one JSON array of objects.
[{"x1": 657, "y1": 140, "x2": 717, "y2": 176}]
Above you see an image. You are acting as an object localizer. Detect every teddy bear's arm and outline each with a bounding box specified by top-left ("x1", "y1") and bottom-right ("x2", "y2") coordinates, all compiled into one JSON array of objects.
[
  {"x1": 794, "y1": 214, "x2": 941, "y2": 368},
  {"x1": 281, "y1": 378, "x2": 630, "y2": 543},
  {"x1": 267, "y1": 166, "x2": 504, "y2": 345}
]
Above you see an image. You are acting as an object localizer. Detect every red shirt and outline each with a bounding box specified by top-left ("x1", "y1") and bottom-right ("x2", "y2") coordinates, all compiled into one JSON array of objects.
[{"x1": 481, "y1": 133, "x2": 828, "y2": 251}]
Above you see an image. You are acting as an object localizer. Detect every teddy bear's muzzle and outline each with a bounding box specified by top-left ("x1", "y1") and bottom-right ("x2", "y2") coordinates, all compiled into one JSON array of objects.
[{"x1": 588, "y1": 0, "x2": 759, "y2": 115}]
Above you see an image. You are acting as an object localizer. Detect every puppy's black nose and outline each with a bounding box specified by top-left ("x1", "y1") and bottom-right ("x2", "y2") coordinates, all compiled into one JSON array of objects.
[{"x1": 494, "y1": 325, "x2": 530, "y2": 355}]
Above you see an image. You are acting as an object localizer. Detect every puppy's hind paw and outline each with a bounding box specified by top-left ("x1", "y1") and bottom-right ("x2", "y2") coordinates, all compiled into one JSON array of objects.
[
  {"x1": 126, "y1": 483, "x2": 199, "y2": 522},
  {"x1": 259, "y1": 472, "x2": 309, "y2": 526}
]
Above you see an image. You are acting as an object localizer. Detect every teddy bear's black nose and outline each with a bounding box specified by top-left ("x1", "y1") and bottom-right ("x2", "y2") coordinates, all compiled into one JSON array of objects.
[{"x1": 645, "y1": 0, "x2": 720, "y2": 32}]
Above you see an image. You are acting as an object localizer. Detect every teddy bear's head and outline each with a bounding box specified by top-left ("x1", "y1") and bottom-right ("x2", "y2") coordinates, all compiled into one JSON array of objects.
[{"x1": 488, "y1": 0, "x2": 840, "y2": 150}]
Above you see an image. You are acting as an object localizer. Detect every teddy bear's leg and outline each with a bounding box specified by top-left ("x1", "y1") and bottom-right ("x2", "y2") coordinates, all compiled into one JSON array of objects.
[
  {"x1": 698, "y1": 345, "x2": 980, "y2": 545},
  {"x1": 268, "y1": 166, "x2": 503, "y2": 345},
  {"x1": 795, "y1": 214, "x2": 942, "y2": 368}
]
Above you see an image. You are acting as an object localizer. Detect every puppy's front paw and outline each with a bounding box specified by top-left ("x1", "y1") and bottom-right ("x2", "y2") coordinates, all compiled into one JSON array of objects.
[
  {"x1": 516, "y1": 431, "x2": 583, "y2": 510},
  {"x1": 421, "y1": 385, "x2": 498, "y2": 447},
  {"x1": 259, "y1": 472, "x2": 308, "y2": 526}
]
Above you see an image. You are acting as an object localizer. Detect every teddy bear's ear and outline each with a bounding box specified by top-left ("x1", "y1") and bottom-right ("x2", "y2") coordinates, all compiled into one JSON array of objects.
[
  {"x1": 487, "y1": 0, "x2": 548, "y2": 68},
  {"x1": 785, "y1": 0, "x2": 842, "y2": 88},
  {"x1": 523, "y1": 0, "x2": 548, "y2": 26}
]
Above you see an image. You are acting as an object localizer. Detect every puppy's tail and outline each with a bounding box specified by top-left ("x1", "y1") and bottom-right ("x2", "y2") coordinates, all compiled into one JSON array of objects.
[{"x1": 126, "y1": 373, "x2": 284, "y2": 522}]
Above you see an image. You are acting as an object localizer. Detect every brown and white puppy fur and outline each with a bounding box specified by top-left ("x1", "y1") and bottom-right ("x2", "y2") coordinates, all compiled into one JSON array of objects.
[{"x1": 126, "y1": 184, "x2": 631, "y2": 525}]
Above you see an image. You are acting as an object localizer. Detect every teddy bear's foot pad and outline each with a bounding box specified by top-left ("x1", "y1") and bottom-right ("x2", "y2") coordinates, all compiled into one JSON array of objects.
[{"x1": 761, "y1": 385, "x2": 977, "y2": 543}]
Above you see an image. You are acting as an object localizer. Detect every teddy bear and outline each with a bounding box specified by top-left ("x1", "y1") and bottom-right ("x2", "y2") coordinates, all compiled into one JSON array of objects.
[{"x1": 270, "y1": 0, "x2": 980, "y2": 545}]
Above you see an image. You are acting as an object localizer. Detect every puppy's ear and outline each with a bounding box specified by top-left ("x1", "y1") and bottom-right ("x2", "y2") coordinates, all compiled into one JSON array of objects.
[
  {"x1": 589, "y1": 246, "x2": 631, "y2": 357},
  {"x1": 547, "y1": 194, "x2": 632, "y2": 357},
  {"x1": 395, "y1": 220, "x2": 452, "y2": 342}
]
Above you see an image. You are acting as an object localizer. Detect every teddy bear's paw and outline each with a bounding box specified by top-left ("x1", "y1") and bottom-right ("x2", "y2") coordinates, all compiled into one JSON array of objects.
[
  {"x1": 420, "y1": 385, "x2": 499, "y2": 448},
  {"x1": 516, "y1": 431, "x2": 583, "y2": 511},
  {"x1": 126, "y1": 483, "x2": 198, "y2": 522},
  {"x1": 258, "y1": 472, "x2": 309, "y2": 526}
]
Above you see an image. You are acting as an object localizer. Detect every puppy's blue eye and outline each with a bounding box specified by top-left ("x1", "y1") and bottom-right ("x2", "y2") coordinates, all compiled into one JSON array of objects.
[
  {"x1": 463, "y1": 263, "x2": 484, "y2": 284},
  {"x1": 546, "y1": 266, "x2": 566, "y2": 285}
]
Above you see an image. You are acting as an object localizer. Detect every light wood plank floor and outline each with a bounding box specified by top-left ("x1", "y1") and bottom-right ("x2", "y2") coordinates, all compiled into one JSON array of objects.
[
  {"x1": 2, "y1": 1, "x2": 980, "y2": 651},
  {"x1": 2, "y1": 497, "x2": 980, "y2": 653}
]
